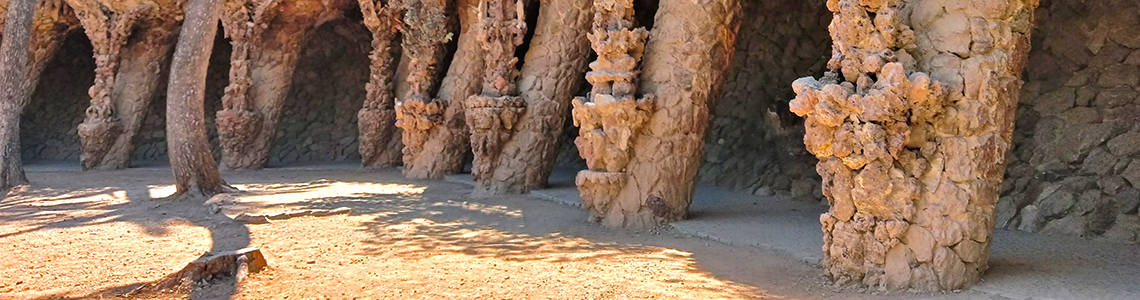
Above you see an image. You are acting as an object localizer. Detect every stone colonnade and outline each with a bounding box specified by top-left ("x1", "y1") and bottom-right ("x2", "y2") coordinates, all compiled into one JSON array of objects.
[{"x1": 7, "y1": 0, "x2": 1048, "y2": 292}]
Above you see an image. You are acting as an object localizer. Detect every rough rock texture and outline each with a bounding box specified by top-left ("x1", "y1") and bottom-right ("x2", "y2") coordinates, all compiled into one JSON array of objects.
[
  {"x1": 356, "y1": 0, "x2": 402, "y2": 168},
  {"x1": 698, "y1": 0, "x2": 832, "y2": 201},
  {"x1": 395, "y1": 0, "x2": 453, "y2": 176},
  {"x1": 216, "y1": 0, "x2": 347, "y2": 170},
  {"x1": 572, "y1": 0, "x2": 653, "y2": 223},
  {"x1": 464, "y1": 0, "x2": 527, "y2": 192},
  {"x1": 997, "y1": 0, "x2": 1140, "y2": 244},
  {"x1": 477, "y1": 0, "x2": 592, "y2": 195},
  {"x1": 575, "y1": 0, "x2": 741, "y2": 228},
  {"x1": 20, "y1": 32, "x2": 90, "y2": 161},
  {"x1": 270, "y1": 20, "x2": 370, "y2": 165},
  {"x1": 70, "y1": 0, "x2": 184, "y2": 170},
  {"x1": 400, "y1": 0, "x2": 479, "y2": 179},
  {"x1": 790, "y1": 0, "x2": 1037, "y2": 291}
]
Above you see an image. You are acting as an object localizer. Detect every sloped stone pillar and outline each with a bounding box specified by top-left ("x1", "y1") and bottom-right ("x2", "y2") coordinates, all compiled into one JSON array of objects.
[
  {"x1": 394, "y1": 0, "x2": 452, "y2": 176},
  {"x1": 216, "y1": 0, "x2": 347, "y2": 170},
  {"x1": 464, "y1": 0, "x2": 527, "y2": 192},
  {"x1": 475, "y1": 0, "x2": 593, "y2": 195},
  {"x1": 573, "y1": 0, "x2": 741, "y2": 228},
  {"x1": 400, "y1": 0, "x2": 480, "y2": 179},
  {"x1": 789, "y1": 0, "x2": 1038, "y2": 290},
  {"x1": 71, "y1": 0, "x2": 182, "y2": 170},
  {"x1": 356, "y1": 0, "x2": 402, "y2": 169}
]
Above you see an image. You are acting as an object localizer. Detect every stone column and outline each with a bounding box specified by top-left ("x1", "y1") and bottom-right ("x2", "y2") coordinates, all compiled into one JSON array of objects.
[
  {"x1": 476, "y1": 0, "x2": 593, "y2": 195},
  {"x1": 789, "y1": 0, "x2": 1037, "y2": 290},
  {"x1": 400, "y1": 0, "x2": 481, "y2": 180},
  {"x1": 573, "y1": 0, "x2": 741, "y2": 228},
  {"x1": 356, "y1": 0, "x2": 402, "y2": 169},
  {"x1": 217, "y1": 0, "x2": 346, "y2": 170},
  {"x1": 464, "y1": 0, "x2": 527, "y2": 192},
  {"x1": 394, "y1": 0, "x2": 452, "y2": 175},
  {"x1": 71, "y1": 0, "x2": 183, "y2": 170}
]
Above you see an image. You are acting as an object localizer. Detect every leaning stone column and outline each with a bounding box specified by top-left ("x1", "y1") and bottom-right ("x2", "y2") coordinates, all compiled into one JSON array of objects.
[
  {"x1": 464, "y1": 0, "x2": 527, "y2": 192},
  {"x1": 573, "y1": 0, "x2": 741, "y2": 228},
  {"x1": 789, "y1": 0, "x2": 1037, "y2": 290},
  {"x1": 477, "y1": 0, "x2": 593, "y2": 195},
  {"x1": 216, "y1": 0, "x2": 346, "y2": 170},
  {"x1": 394, "y1": 0, "x2": 452, "y2": 175},
  {"x1": 71, "y1": 0, "x2": 183, "y2": 170},
  {"x1": 400, "y1": 0, "x2": 480, "y2": 179},
  {"x1": 356, "y1": 0, "x2": 402, "y2": 169}
]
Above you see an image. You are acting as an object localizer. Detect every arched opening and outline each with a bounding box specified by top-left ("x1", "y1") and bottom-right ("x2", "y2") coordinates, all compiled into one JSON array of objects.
[
  {"x1": 126, "y1": 24, "x2": 231, "y2": 167},
  {"x1": 20, "y1": 31, "x2": 94, "y2": 169},
  {"x1": 697, "y1": 0, "x2": 831, "y2": 201},
  {"x1": 267, "y1": 18, "x2": 371, "y2": 167}
]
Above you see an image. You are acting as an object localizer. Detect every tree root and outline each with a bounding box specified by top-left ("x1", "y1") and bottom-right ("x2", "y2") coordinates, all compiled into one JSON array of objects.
[
  {"x1": 130, "y1": 248, "x2": 267, "y2": 295},
  {"x1": 233, "y1": 207, "x2": 352, "y2": 224}
]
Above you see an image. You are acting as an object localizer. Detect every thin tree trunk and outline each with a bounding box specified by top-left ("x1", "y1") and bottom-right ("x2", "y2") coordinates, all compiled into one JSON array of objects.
[
  {"x1": 790, "y1": 0, "x2": 1038, "y2": 290},
  {"x1": 575, "y1": 0, "x2": 741, "y2": 228},
  {"x1": 357, "y1": 0, "x2": 402, "y2": 169},
  {"x1": 166, "y1": 0, "x2": 234, "y2": 198},
  {"x1": 0, "y1": 0, "x2": 37, "y2": 191},
  {"x1": 401, "y1": 0, "x2": 481, "y2": 179},
  {"x1": 478, "y1": 0, "x2": 592, "y2": 194}
]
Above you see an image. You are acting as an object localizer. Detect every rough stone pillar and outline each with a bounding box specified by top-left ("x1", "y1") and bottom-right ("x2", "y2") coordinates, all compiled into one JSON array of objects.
[
  {"x1": 356, "y1": 0, "x2": 402, "y2": 169},
  {"x1": 71, "y1": 0, "x2": 182, "y2": 170},
  {"x1": 0, "y1": 0, "x2": 79, "y2": 190},
  {"x1": 464, "y1": 0, "x2": 527, "y2": 192},
  {"x1": 573, "y1": 0, "x2": 741, "y2": 228},
  {"x1": 217, "y1": 0, "x2": 346, "y2": 170},
  {"x1": 394, "y1": 0, "x2": 453, "y2": 176},
  {"x1": 400, "y1": 0, "x2": 480, "y2": 179},
  {"x1": 475, "y1": 0, "x2": 592, "y2": 195},
  {"x1": 789, "y1": 0, "x2": 1038, "y2": 290}
]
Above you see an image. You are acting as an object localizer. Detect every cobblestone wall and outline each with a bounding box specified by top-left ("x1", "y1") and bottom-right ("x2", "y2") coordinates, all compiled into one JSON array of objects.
[
  {"x1": 696, "y1": 0, "x2": 832, "y2": 201},
  {"x1": 998, "y1": 0, "x2": 1140, "y2": 243},
  {"x1": 20, "y1": 33, "x2": 92, "y2": 162},
  {"x1": 268, "y1": 20, "x2": 370, "y2": 166}
]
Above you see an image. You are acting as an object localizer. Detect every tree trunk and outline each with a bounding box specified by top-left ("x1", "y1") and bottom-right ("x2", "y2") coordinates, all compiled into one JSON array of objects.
[
  {"x1": 465, "y1": 0, "x2": 527, "y2": 192},
  {"x1": 0, "y1": 0, "x2": 37, "y2": 191},
  {"x1": 357, "y1": 0, "x2": 401, "y2": 169},
  {"x1": 217, "y1": 0, "x2": 345, "y2": 170},
  {"x1": 166, "y1": 0, "x2": 234, "y2": 198},
  {"x1": 573, "y1": 0, "x2": 741, "y2": 228},
  {"x1": 400, "y1": 0, "x2": 481, "y2": 179},
  {"x1": 475, "y1": 0, "x2": 592, "y2": 194},
  {"x1": 789, "y1": 0, "x2": 1038, "y2": 291},
  {"x1": 395, "y1": 0, "x2": 453, "y2": 176},
  {"x1": 0, "y1": 0, "x2": 77, "y2": 190}
]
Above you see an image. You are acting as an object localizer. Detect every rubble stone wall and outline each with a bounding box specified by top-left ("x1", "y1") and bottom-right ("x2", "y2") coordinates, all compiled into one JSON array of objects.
[
  {"x1": 998, "y1": 0, "x2": 1140, "y2": 243},
  {"x1": 696, "y1": 0, "x2": 832, "y2": 201},
  {"x1": 20, "y1": 32, "x2": 92, "y2": 162},
  {"x1": 268, "y1": 20, "x2": 370, "y2": 166}
]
